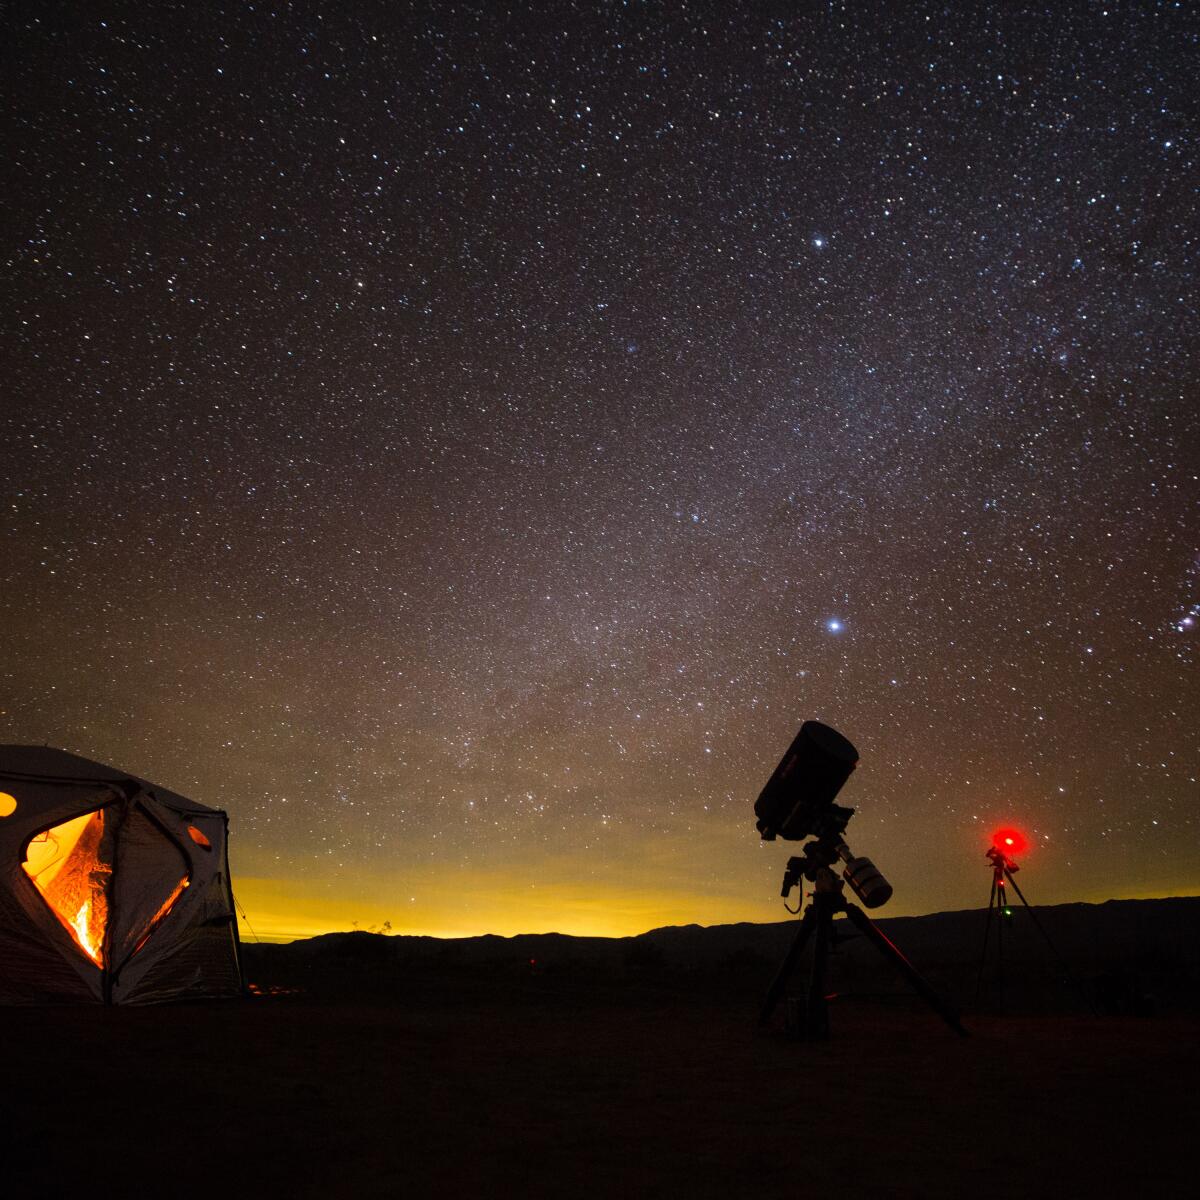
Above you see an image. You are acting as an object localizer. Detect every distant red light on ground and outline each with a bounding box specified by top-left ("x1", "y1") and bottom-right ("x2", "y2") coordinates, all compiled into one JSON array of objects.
[
  {"x1": 247, "y1": 982, "x2": 304, "y2": 998},
  {"x1": 991, "y1": 827, "x2": 1028, "y2": 856}
]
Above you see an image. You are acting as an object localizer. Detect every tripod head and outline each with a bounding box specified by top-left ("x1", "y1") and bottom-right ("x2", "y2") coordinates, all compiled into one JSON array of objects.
[
  {"x1": 986, "y1": 845, "x2": 1019, "y2": 874},
  {"x1": 987, "y1": 828, "x2": 1027, "y2": 874}
]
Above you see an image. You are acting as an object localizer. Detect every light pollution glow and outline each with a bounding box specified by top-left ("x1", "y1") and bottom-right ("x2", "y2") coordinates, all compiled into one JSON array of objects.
[{"x1": 229, "y1": 819, "x2": 1200, "y2": 943}]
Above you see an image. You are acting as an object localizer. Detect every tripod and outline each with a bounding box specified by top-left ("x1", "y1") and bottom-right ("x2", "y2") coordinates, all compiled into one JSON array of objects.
[
  {"x1": 975, "y1": 847, "x2": 1087, "y2": 1011},
  {"x1": 759, "y1": 866, "x2": 967, "y2": 1038}
]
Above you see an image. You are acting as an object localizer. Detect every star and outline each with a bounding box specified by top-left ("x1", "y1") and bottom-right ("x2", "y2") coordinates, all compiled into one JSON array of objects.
[{"x1": 2, "y1": 0, "x2": 1193, "y2": 939}]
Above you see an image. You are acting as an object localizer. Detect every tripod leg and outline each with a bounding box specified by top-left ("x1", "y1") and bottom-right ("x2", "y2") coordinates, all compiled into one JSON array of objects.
[
  {"x1": 996, "y1": 879, "x2": 1006, "y2": 1011},
  {"x1": 841, "y1": 903, "x2": 969, "y2": 1037},
  {"x1": 1005, "y1": 869, "x2": 1095, "y2": 1013},
  {"x1": 759, "y1": 905, "x2": 818, "y2": 1027},
  {"x1": 805, "y1": 901, "x2": 831, "y2": 1039},
  {"x1": 975, "y1": 875, "x2": 998, "y2": 1003}
]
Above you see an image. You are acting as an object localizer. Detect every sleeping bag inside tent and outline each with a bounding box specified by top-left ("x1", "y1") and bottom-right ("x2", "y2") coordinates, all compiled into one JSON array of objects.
[{"x1": 0, "y1": 746, "x2": 244, "y2": 1005}]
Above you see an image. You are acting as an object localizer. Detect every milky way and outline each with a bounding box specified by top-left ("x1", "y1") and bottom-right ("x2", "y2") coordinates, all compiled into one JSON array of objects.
[{"x1": 3, "y1": 2, "x2": 1196, "y2": 937}]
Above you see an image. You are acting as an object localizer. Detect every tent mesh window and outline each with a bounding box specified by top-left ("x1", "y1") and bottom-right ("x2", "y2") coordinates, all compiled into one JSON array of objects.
[{"x1": 23, "y1": 809, "x2": 113, "y2": 965}]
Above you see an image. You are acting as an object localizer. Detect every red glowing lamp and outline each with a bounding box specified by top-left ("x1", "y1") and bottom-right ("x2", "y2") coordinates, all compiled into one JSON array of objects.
[{"x1": 990, "y1": 827, "x2": 1028, "y2": 858}]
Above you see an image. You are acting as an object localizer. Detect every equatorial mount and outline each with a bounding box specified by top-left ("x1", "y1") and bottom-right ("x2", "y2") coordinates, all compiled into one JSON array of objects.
[{"x1": 779, "y1": 813, "x2": 893, "y2": 913}]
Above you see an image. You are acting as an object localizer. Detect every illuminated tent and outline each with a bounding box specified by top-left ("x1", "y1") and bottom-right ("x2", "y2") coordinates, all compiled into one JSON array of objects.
[{"x1": 0, "y1": 746, "x2": 243, "y2": 1005}]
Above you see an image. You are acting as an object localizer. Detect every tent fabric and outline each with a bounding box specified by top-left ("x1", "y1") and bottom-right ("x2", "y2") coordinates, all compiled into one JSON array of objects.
[
  {"x1": 0, "y1": 746, "x2": 244, "y2": 1005},
  {"x1": 109, "y1": 806, "x2": 189, "y2": 968}
]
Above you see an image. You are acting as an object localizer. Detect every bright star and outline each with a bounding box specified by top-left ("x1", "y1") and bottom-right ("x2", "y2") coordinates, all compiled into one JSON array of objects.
[{"x1": 826, "y1": 618, "x2": 842, "y2": 633}]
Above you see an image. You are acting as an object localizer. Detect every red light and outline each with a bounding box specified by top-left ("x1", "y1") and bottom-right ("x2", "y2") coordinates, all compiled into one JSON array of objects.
[{"x1": 991, "y1": 827, "x2": 1028, "y2": 856}]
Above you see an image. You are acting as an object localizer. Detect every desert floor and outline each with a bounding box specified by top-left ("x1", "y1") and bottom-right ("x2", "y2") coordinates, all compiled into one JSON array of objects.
[{"x1": 4, "y1": 973, "x2": 1196, "y2": 1199}]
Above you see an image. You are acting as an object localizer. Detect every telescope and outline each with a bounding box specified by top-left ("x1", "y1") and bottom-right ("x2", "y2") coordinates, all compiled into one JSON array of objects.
[
  {"x1": 754, "y1": 720, "x2": 891, "y2": 908},
  {"x1": 756, "y1": 720, "x2": 966, "y2": 1038}
]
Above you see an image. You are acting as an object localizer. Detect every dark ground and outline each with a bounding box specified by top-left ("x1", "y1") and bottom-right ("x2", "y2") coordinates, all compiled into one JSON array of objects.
[{"x1": 4, "y1": 962, "x2": 1197, "y2": 1200}]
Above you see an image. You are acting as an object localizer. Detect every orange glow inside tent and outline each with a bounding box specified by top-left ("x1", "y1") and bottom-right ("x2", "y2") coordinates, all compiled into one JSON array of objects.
[
  {"x1": 132, "y1": 876, "x2": 191, "y2": 957},
  {"x1": 21, "y1": 808, "x2": 193, "y2": 969},
  {"x1": 23, "y1": 809, "x2": 111, "y2": 965}
]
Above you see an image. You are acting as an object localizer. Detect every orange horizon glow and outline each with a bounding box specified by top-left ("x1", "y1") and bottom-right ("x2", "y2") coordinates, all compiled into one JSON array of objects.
[
  {"x1": 236, "y1": 889, "x2": 1200, "y2": 944},
  {"x1": 229, "y1": 869, "x2": 792, "y2": 943},
  {"x1": 226, "y1": 823, "x2": 1200, "y2": 945}
]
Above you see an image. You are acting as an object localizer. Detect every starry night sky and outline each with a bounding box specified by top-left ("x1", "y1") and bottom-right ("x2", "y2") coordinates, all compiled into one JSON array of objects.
[{"x1": 3, "y1": 2, "x2": 1197, "y2": 939}]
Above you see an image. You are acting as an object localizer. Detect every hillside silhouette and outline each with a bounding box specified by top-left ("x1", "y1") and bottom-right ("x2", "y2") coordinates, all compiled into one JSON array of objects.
[{"x1": 243, "y1": 896, "x2": 1200, "y2": 1014}]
